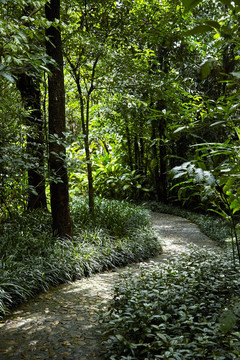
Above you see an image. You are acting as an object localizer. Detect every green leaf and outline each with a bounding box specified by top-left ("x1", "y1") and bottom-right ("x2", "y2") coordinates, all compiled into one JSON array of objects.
[
  {"x1": 181, "y1": 0, "x2": 201, "y2": 11},
  {"x1": 185, "y1": 25, "x2": 214, "y2": 36},
  {"x1": 0, "y1": 71, "x2": 15, "y2": 83},
  {"x1": 219, "y1": 310, "x2": 237, "y2": 334},
  {"x1": 174, "y1": 126, "x2": 188, "y2": 133},
  {"x1": 199, "y1": 59, "x2": 215, "y2": 79},
  {"x1": 220, "y1": 0, "x2": 240, "y2": 7},
  {"x1": 115, "y1": 334, "x2": 125, "y2": 342},
  {"x1": 156, "y1": 332, "x2": 168, "y2": 343},
  {"x1": 204, "y1": 20, "x2": 221, "y2": 30},
  {"x1": 231, "y1": 72, "x2": 240, "y2": 79}
]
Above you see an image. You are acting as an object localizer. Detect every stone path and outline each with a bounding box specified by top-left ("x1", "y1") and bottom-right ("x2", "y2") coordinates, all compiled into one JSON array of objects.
[{"x1": 0, "y1": 212, "x2": 221, "y2": 360}]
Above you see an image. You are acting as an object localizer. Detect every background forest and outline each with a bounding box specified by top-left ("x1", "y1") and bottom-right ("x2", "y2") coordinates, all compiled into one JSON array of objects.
[{"x1": 1, "y1": 0, "x2": 240, "y2": 232}]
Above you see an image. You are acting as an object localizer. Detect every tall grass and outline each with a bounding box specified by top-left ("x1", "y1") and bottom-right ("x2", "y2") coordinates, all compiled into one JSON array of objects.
[{"x1": 0, "y1": 197, "x2": 159, "y2": 318}]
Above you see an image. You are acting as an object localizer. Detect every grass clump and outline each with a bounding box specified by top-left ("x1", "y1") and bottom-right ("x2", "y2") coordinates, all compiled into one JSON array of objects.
[
  {"x1": 71, "y1": 196, "x2": 151, "y2": 237},
  {"x1": 100, "y1": 251, "x2": 240, "y2": 360},
  {"x1": 0, "y1": 197, "x2": 160, "y2": 318}
]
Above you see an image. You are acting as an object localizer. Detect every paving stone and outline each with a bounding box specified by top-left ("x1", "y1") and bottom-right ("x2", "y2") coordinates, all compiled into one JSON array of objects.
[{"x1": 0, "y1": 213, "x2": 221, "y2": 360}]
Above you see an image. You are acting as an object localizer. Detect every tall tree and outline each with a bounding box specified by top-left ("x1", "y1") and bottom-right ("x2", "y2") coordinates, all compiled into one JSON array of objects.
[
  {"x1": 0, "y1": 1, "x2": 48, "y2": 212},
  {"x1": 62, "y1": 0, "x2": 117, "y2": 214},
  {"x1": 16, "y1": 74, "x2": 47, "y2": 210},
  {"x1": 45, "y1": 0, "x2": 72, "y2": 238},
  {"x1": 15, "y1": 5, "x2": 47, "y2": 210}
]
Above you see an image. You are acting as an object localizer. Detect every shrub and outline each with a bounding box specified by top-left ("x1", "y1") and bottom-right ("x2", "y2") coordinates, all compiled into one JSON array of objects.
[
  {"x1": 71, "y1": 196, "x2": 151, "y2": 237},
  {"x1": 100, "y1": 251, "x2": 240, "y2": 360}
]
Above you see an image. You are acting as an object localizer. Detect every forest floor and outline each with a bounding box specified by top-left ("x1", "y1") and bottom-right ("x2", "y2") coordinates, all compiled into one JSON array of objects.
[{"x1": 0, "y1": 212, "x2": 221, "y2": 360}]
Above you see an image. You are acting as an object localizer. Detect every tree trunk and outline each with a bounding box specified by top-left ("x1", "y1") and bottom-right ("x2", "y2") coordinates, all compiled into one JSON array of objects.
[
  {"x1": 45, "y1": 0, "x2": 72, "y2": 238},
  {"x1": 126, "y1": 125, "x2": 133, "y2": 171},
  {"x1": 85, "y1": 96, "x2": 94, "y2": 215},
  {"x1": 134, "y1": 136, "x2": 140, "y2": 170},
  {"x1": 16, "y1": 74, "x2": 47, "y2": 210},
  {"x1": 151, "y1": 121, "x2": 161, "y2": 202},
  {"x1": 158, "y1": 118, "x2": 168, "y2": 203},
  {"x1": 155, "y1": 101, "x2": 168, "y2": 204},
  {"x1": 75, "y1": 77, "x2": 95, "y2": 215}
]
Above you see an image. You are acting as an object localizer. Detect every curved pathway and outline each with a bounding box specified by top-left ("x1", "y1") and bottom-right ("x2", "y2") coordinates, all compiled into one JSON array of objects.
[{"x1": 0, "y1": 213, "x2": 221, "y2": 360}]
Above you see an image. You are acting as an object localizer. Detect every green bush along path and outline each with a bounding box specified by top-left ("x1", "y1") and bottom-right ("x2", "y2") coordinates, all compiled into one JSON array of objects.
[{"x1": 0, "y1": 212, "x2": 221, "y2": 360}]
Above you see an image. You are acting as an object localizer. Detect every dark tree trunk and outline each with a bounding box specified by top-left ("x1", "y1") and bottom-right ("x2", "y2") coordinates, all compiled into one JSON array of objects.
[
  {"x1": 158, "y1": 118, "x2": 168, "y2": 203},
  {"x1": 156, "y1": 101, "x2": 168, "y2": 204},
  {"x1": 151, "y1": 121, "x2": 161, "y2": 202},
  {"x1": 126, "y1": 125, "x2": 133, "y2": 171},
  {"x1": 66, "y1": 54, "x2": 97, "y2": 216},
  {"x1": 139, "y1": 136, "x2": 146, "y2": 174},
  {"x1": 134, "y1": 136, "x2": 140, "y2": 170},
  {"x1": 16, "y1": 74, "x2": 47, "y2": 210},
  {"x1": 45, "y1": 0, "x2": 72, "y2": 238},
  {"x1": 85, "y1": 96, "x2": 94, "y2": 215},
  {"x1": 77, "y1": 79, "x2": 94, "y2": 216}
]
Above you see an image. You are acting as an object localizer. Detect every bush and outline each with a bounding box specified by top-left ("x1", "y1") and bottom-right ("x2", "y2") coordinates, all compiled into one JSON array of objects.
[
  {"x1": 71, "y1": 196, "x2": 151, "y2": 236},
  {"x1": 0, "y1": 198, "x2": 160, "y2": 318},
  {"x1": 100, "y1": 251, "x2": 240, "y2": 360}
]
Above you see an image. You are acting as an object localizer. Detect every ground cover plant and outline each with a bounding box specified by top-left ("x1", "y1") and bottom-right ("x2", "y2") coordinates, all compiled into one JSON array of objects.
[
  {"x1": 0, "y1": 197, "x2": 160, "y2": 318},
  {"x1": 100, "y1": 251, "x2": 240, "y2": 360}
]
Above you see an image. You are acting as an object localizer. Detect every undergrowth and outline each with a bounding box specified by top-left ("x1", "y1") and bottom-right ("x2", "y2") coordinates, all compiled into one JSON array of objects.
[
  {"x1": 100, "y1": 251, "x2": 240, "y2": 360},
  {"x1": 0, "y1": 197, "x2": 160, "y2": 318}
]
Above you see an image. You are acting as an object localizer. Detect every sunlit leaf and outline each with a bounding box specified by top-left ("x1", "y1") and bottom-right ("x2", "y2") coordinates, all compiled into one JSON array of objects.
[{"x1": 231, "y1": 72, "x2": 240, "y2": 78}]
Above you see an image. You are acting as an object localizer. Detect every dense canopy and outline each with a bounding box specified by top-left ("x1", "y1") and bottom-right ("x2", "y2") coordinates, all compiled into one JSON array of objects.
[{"x1": 0, "y1": 0, "x2": 240, "y2": 236}]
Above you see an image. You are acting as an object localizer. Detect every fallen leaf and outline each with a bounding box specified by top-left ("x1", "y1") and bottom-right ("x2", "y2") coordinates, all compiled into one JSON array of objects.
[
  {"x1": 62, "y1": 340, "x2": 72, "y2": 346},
  {"x1": 52, "y1": 321, "x2": 60, "y2": 325},
  {"x1": 75, "y1": 340, "x2": 86, "y2": 345},
  {"x1": 44, "y1": 328, "x2": 52, "y2": 332},
  {"x1": 49, "y1": 350, "x2": 55, "y2": 357}
]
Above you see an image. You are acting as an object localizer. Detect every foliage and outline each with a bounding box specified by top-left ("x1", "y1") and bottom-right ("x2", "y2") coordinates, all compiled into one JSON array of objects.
[
  {"x1": 100, "y1": 251, "x2": 240, "y2": 360},
  {"x1": 71, "y1": 196, "x2": 151, "y2": 236},
  {"x1": 68, "y1": 147, "x2": 152, "y2": 201},
  {"x1": 170, "y1": 134, "x2": 240, "y2": 262},
  {"x1": 3, "y1": 0, "x2": 239, "y2": 218},
  {"x1": 0, "y1": 0, "x2": 48, "y2": 81},
  {"x1": 0, "y1": 81, "x2": 32, "y2": 218},
  {"x1": 0, "y1": 198, "x2": 159, "y2": 318}
]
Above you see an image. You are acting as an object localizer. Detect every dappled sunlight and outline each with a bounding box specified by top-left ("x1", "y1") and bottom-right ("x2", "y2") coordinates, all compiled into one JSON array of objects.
[
  {"x1": 0, "y1": 212, "x2": 221, "y2": 359},
  {"x1": 0, "y1": 279, "x2": 106, "y2": 359}
]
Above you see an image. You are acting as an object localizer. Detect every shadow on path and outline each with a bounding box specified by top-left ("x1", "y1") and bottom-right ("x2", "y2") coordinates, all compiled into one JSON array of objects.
[{"x1": 0, "y1": 212, "x2": 221, "y2": 359}]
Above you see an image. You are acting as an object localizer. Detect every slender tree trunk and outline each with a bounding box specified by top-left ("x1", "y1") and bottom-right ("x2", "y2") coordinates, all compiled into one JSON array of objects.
[
  {"x1": 126, "y1": 125, "x2": 133, "y2": 171},
  {"x1": 134, "y1": 136, "x2": 140, "y2": 170},
  {"x1": 16, "y1": 74, "x2": 47, "y2": 210},
  {"x1": 151, "y1": 121, "x2": 161, "y2": 202},
  {"x1": 45, "y1": 0, "x2": 72, "y2": 238},
  {"x1": 154, "y1": 100, "x2": 168, "y2": 203},
  {"x1": 158, "y1": 118, "x2": 168, "y2": 203},
  {"x1": 76, "y1": 80, "x2": 94, "y2": 215},
  {"x1": 140, "y1": 137, "x2": 145, "y2": 174},
  {"x1": 85, "y1": 96, "x2": 94, "y2": 215}
]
